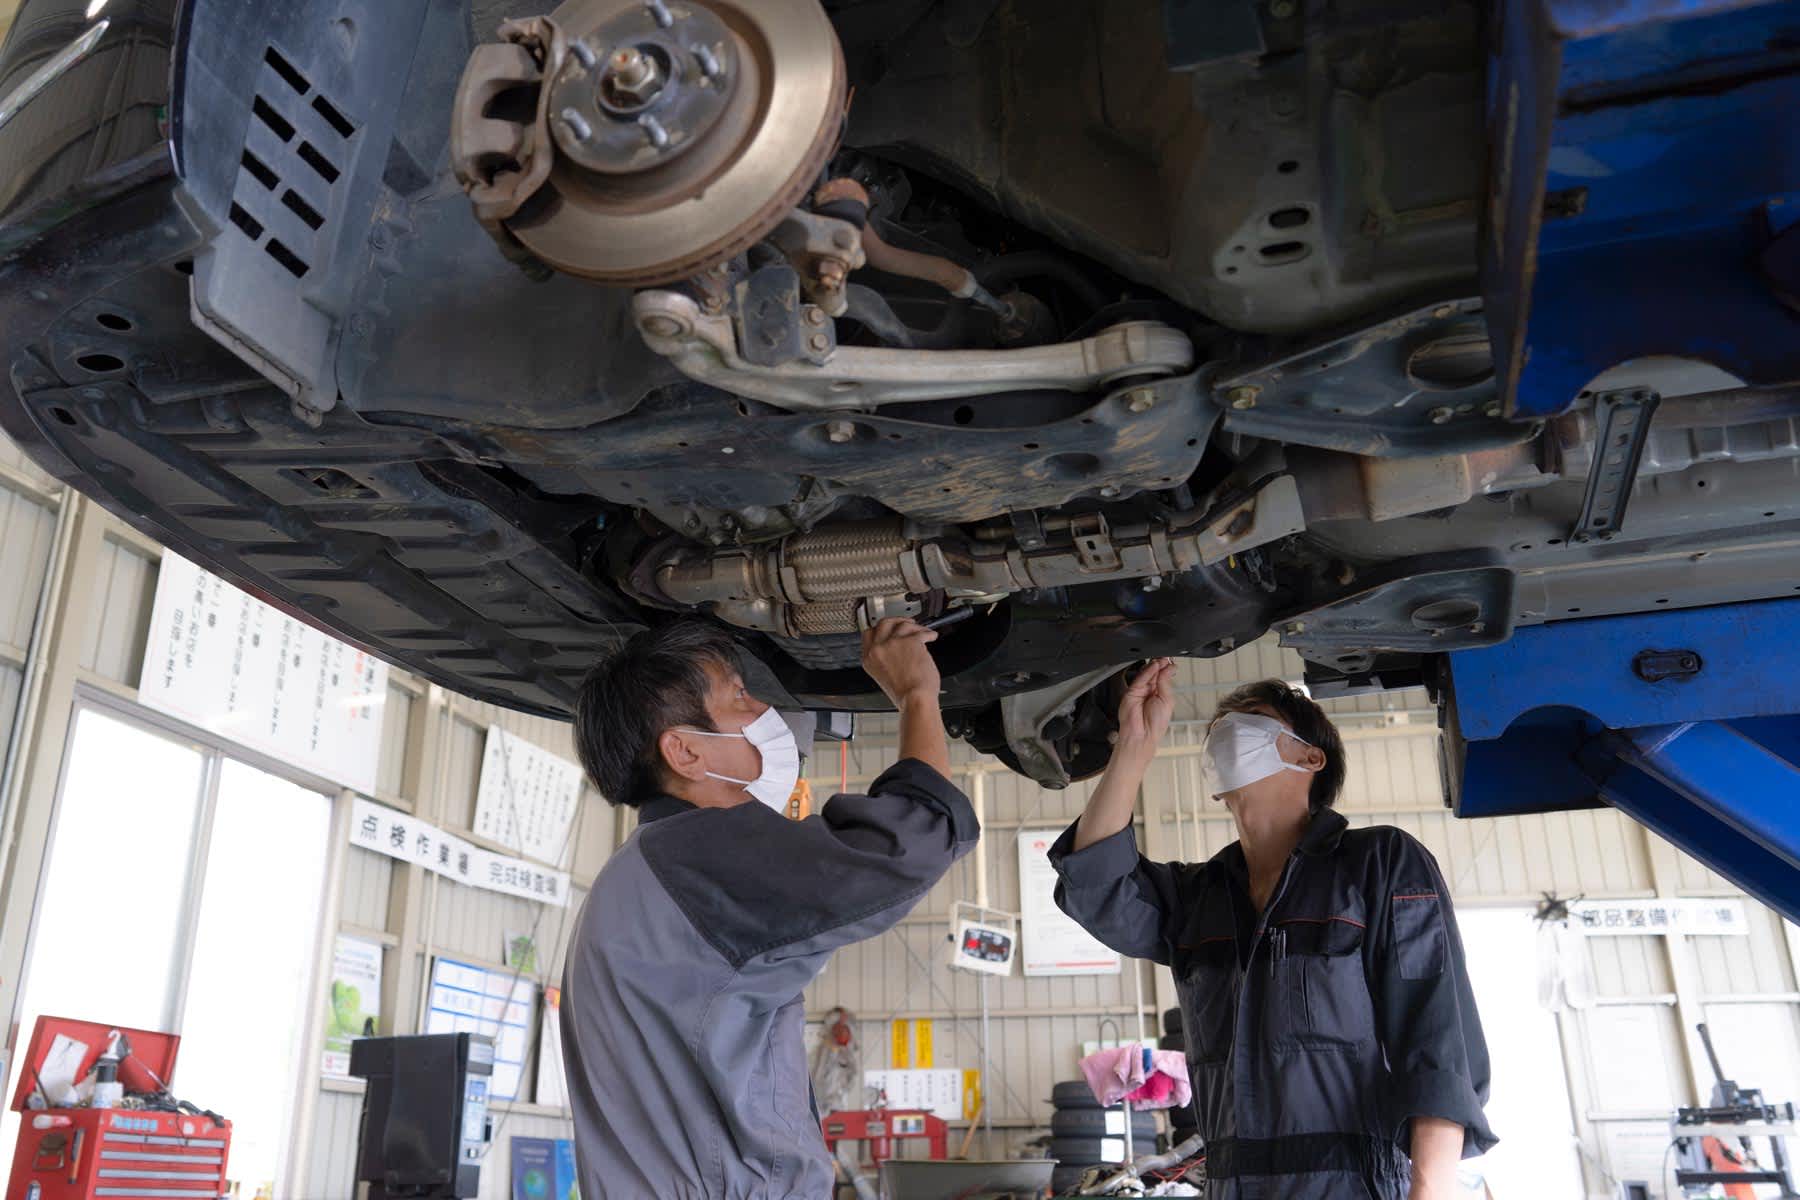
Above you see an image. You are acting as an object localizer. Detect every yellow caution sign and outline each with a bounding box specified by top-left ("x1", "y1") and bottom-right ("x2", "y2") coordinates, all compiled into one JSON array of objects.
[
  {"x1": 915, "y1": 1019, "x2": 933, "y2": 1068},
  {"x1": 891, "y1": 1018, "x2": 911, "y2": 1068}
]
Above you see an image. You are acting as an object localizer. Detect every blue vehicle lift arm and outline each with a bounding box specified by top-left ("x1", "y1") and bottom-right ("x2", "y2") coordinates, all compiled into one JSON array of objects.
[
  {"x1": 1444, "y1": 597, "x2": 1800, "y2": 921},
  {"x1": 1444, "y1": 0, "x2": 1800, "y2": 918},
  {"x1": 1483, "y1": 0, "x2": 1800, "y2": 420}
]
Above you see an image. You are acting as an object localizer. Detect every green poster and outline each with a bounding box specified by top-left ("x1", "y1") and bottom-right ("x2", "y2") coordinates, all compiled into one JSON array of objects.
[{"x1": 323, "y1": 934, "x2": 382, "y2": 1076}]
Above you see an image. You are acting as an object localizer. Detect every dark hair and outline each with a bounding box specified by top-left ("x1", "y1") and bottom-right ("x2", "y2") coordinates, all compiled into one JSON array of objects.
[
  {"x1": 1209, "y1": 679, "x2": 1346, "y2": 810},
  {"x1": 574, "y1": 621, "x2": 741, "y2": 807}
]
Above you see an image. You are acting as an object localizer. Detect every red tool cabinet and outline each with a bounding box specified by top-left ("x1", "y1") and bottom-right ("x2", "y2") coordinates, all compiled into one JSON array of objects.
[{"x1": 6, "y1": 1017, "x2": 231, "y2": 1200}]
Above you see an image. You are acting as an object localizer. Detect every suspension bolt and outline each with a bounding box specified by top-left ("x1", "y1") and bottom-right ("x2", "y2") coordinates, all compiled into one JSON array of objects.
[
  {"x1": 1483, "y1": 401, "x2": 1503, "y2": 418},
  {"x1": 809, "y1": 332, "x2": 831, "y2": 353},
  {"x1": 1228, "y1": 385, "x2": 1259, "y2": 410},
  {"x1": 1428, "y1": 406, "x2": 1454, "y2": 424},
  {"x1": 1125, "y1": 387, "x2": 1157, "y2": 413},
  {"x1": 645, "y1": 0, "x2": 673, "y2": 28},
  {"x1": 639, "y1": 314, "x2": 683, "y2": 338},
  {"x1": 826, "y1": 420, "x2": 856, "y2": 443},
  {"x1": 558, "y1": 107, "x2": 593, "y2": 141},
  {"x1": 693, "y1": 43, "x2": 722, "y2": 79},
  {"x1": 804, "y1": 306, "x2": 827, "y2": 327},
  {"x1": 638, "y1": 114, "x2": 671, "y2": 149}
]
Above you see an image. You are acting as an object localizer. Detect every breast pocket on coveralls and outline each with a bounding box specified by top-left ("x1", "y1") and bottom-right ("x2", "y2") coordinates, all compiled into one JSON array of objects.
[
  {"x1": 1270, "y1": 916, "x2": 1374, "y2": 1050},
  {"x1": 1174, "y1": 937, "x2": 1238, "y2": 1065}
]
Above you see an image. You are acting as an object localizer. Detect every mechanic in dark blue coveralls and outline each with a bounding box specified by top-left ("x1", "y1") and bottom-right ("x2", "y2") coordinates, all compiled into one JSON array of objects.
[{"x1": 1049, "y1": 662, "x2": 1496, "y2": 1199}]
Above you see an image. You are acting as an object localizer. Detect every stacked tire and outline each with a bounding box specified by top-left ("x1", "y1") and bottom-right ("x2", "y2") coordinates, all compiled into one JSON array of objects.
[
  {"x1": 1047, "y1": 1080, "x2": 1158, "y2": 1195},
  {"x1": 1160, "y1": 1008, "x2": 1200, "y2": 1143}
]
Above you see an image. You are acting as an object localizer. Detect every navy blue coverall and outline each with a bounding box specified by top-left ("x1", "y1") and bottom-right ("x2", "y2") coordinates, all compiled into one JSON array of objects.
[{"x1": 1050, "y1": 807, "x2": 1496, "y2": 1199}]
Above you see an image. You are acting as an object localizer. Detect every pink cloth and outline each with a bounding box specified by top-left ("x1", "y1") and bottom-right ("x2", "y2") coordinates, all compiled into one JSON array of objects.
[
  {"x1": 1079, "y1": 1045, "x2": 1145, "y2": 1106},
  {"x1": 1078, "y1": 1044, "x2": 1193, "y2": 1110}
]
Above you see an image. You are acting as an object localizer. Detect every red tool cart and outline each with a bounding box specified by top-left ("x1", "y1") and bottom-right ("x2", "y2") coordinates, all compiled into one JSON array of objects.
[
  {"x1": 6, "y1": 1016, "x2": 231, "y2": 1200},
  {"x1": 820, "y1": 1108, "x2": 948, "y2": 1170}
]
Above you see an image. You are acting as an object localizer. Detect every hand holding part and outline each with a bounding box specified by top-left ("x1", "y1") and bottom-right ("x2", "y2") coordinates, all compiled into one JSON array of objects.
[
  {"x1": 861, "y1": 616, "x2": 941, "y2": 706},
  {"x1": 1116, "y1": 657, "x2": 1176, "y2": 754}
]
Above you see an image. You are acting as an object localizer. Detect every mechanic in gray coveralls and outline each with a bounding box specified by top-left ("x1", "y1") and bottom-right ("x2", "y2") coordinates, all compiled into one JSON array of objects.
[{"x1": 559, "y1": 617, "x2": 977, "y2": 1200}]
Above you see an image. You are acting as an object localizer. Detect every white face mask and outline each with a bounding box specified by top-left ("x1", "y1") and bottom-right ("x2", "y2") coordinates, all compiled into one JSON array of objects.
[
  {"x1": 676, "y1": 706, "x2": 802, "y2": 811},
  {"x1": 1204, "y1": 711, "x2": 1314, "y2": 797}
]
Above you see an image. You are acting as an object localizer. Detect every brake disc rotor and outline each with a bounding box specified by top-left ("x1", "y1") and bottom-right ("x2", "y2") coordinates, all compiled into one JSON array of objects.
[{"x1": 452, "y1": 0, "x2": 844, "y2": 286}]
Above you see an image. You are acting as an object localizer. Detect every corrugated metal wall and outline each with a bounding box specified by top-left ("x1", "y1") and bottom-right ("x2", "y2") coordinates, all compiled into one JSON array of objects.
[
  {"x1": 1, "y1": 418, "x2": 1795, "y2": 1197},
  {"x1": 0, "y1": 438, "x2": 61, "y2": 774}
]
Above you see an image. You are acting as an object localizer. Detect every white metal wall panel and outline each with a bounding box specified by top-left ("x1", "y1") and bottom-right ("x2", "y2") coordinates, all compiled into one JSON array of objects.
[
  {"x1": 803, "y1": 898, "x2": 1151, "y2": 1025},
  {"x1": 1580, "y1": 1004, "x2": 1685, "y2": 1111},
  {"x1": 0, "y1": 433, "x2": 59, "y2": 492},
  {"x1": 0, "y1": 484, "x2": 54, "y2": 651},
  {"x1": 456, "y1": 696, "x2": 580, "y2": 759},
  {"x1": 341, "y1": 846, "x2": 394, "y2": 931},
  {"x1": 982, "y1": 766, "x2": 1094, "y2": 826},
  {"x1": 1672, "y1": 846, "x2": 1737, "y2": 894},
  {"x1": 1588, "y1": 936, "x2": 1675, "y2": 996},
  {"x1": 1692, "y1": 905, "x2": 1796, "y2": 994},
  {"x1": 76, "y1": 535, "x2": 157, "y2": 683},
  {"x1": 0, "y1": 665, "x2": 21, "y2": 762},
  {"x1": 444, "y1": 715, "x2": 487, "y2": 832},
  {"x1": 569, "y1": 787, "x2": 616, "y2": 884},
  {"x1": 302, "y1": 1087, "x2": 364, "y2": 1198},
  {"x1": 375, "y1": 681, "x2": 415, "y2": 799},
  {"x1": 431, "y1": 875, "x2": 548, "y2": 964}
]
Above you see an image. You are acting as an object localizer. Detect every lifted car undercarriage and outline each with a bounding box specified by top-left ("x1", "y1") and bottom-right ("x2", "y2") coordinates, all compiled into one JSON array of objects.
[{"x1": 0, "y1": 0, "x2": 1795, "y2": 786}]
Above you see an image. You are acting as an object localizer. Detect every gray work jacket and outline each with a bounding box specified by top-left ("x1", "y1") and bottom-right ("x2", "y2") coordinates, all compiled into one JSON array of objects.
[
  {"x1": 560, "y1": 759, "x2": 977, "y2": 1200},
  {"x1": 1050, "y1": 809, "x2": 1496, "y2": 1199}
]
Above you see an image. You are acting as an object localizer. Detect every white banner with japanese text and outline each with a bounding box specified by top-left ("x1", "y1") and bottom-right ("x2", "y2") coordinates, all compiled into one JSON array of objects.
[
  {"x1": 350, "y1": 797, "x2": 571, "y2": 906},
  {"x1": 1567, "y1": 898, "x2": 1748, "y2": 936},
  {"x1": 139, "y1": 553, "x2": 387, "y2": 794}
]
